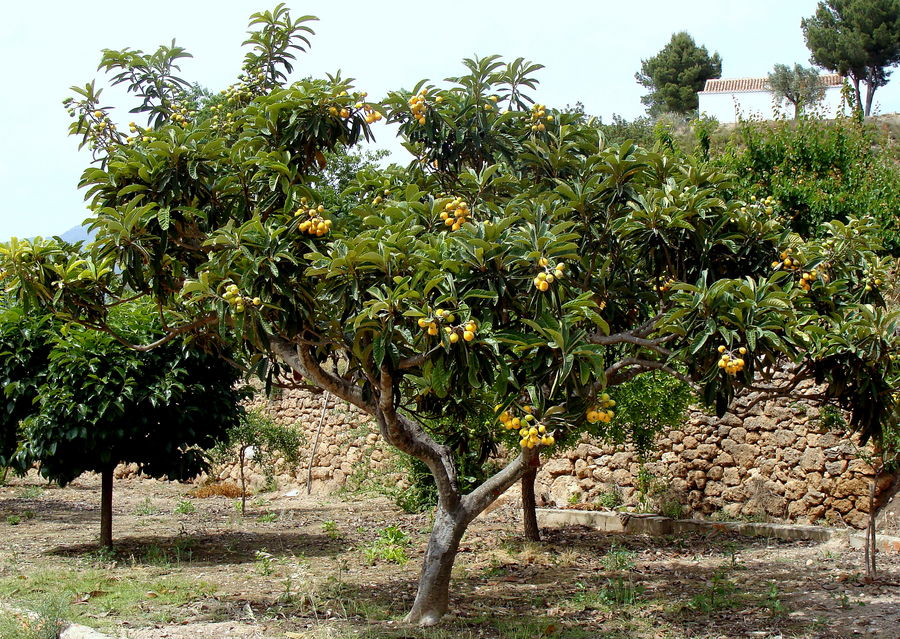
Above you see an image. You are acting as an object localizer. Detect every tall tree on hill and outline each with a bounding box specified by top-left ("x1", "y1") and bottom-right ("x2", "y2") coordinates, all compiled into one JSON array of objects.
[
  {"x1": 635, "y1": 31, "x2": 722, "y2": 115},
  {"x1": 801, "y1": 0, "x2": 900, "y2": 116},
  {"x1": 768, "y1": 63, "x2": 828, "y2": 118}
]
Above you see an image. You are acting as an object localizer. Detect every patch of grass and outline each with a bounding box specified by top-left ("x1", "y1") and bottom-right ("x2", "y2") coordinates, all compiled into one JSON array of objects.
[
  {"x1": 15, "y1": 486, "x2": 43, "y2": 500},
  {"x1": 566, "y1": 578, "x2": 644, "y2": 610},
  {"x1": 173, "y1": 499, "x2": 195, "y2": 515},
  {"x1": 687, "y1": 568, "x2": 739, "y2": 612},
  {"x1": 363, "y1": 525, "x2": 410, "y2": 565},
  {"x1": 0, "y1": 592, "x2": 68, "y2": 639},
  {"x1": 5, "y1": 515, "x2": 21, "y2": 526},
  {"x1": 763, "y1": 581, "x2": 788, "y2": 616},
  {"x1": 133, "y1": 497, "x2": 158, "y2": 516},
  {"x1": 139, "y1": 538, "x2": 194, "y2": 566},
  {"x1": 601, "y1": 545, "x2": 637, "y2": 572},
  {"x1": 254, "y1": 549, "x2": 275, "y2": 575},
  {"x1": 257, "y1": 512, "x2": 279, "y2": 523},
  {"x1": 594, "y1": 489, "x2": 622, "y2": 509},
  {"x1": 322, "y1": 520, "x2": 340, "y2": 539},
  {"x1": 0, "y1": 569, "x2": 214, "y2": 631}
]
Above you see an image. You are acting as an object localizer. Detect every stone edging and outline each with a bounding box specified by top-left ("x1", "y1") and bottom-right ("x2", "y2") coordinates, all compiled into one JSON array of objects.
[{"x1": 536, "y1": 508, "x2": 900, "y2": 554}]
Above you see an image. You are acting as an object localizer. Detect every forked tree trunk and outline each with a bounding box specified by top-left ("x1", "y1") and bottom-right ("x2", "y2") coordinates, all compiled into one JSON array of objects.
[
  {"x1": 100, "y1": 466, "x2": 114, "y2": 548},
  {"x1": 404, "y1": 506, "x2": 468, "y2": 626},
  {"x1": 522, "y1": 465, "x2": 540, "y2": 542},
  {"x1": 864, "y1": 82, "x2": 875, "y2": 117}
]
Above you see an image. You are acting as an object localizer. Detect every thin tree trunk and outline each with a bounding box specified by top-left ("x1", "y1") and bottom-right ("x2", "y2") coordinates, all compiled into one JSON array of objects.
[
  {"x1": 239, "y1": 447, "x2": 247, "y2": 515},
  {"x1": 404, "y1": 506, "x2": 467, "y2": 626},
  {"x1": 852, "y1": 78, "x2": 863, "y2": 114},
  {"x1": 864, "y1": 82, "x2": 875, "y2": 117},
  {"x1": 305, "y1": 392, "x2": 330, "y2": 495},
  {"x1": 865, "y1": 469, "x2": 879, "y2": 579},
  {"x1": 522, "y1": 465, "x2": 540, "y2": 542},
  {"x1": 100, "y1": 466, "x2": 114, "y2": 548}
]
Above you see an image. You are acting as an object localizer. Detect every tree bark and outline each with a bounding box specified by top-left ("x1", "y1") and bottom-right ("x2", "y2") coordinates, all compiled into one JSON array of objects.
[
  {"x1": 864, "y1": 82, "x2": 875, "y2": 117},
  {"x1": 239, "y1": 447, "x2": 247, "y2": 515},
  {"x1": 267, "y1": 336, "x2": 539, "y2": 626},
  {"x1": 852, "y1": 77, "x2": 863, "y2": 114},
  {"x1": 865, "y1": 469, "x2": 879, "y2": 579},
  {"x1": 404, "y1": 506, "x2": 467, "y2": 626},
  {"x1": 100, "y1": 466, "x2": 114, "y2": 548},
  {"x1": 521, "y1": 465, "x2": 540, "y2": 542}
]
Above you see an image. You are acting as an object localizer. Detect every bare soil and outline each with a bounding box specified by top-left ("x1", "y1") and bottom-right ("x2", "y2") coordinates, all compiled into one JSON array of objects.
[{"x1": 0, "y1": 472, "x2": 897, "y2": 639}]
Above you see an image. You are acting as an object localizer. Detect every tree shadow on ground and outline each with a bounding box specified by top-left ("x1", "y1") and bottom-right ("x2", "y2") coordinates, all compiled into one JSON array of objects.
[
  {"x1": 0, "y1": 496, "x2": 100, "y2": 524},
  {"x1": 242, "y1": 526, "x2": 898, "y2": 639},
  {"x1": 49, "y1": 530, "x2": 345, "y2": 566}
]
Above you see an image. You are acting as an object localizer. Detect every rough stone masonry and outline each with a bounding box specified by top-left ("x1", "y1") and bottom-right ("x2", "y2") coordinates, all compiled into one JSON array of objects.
[{"x1": 202, "y1": 381, "x2": 896, "y2": 531}]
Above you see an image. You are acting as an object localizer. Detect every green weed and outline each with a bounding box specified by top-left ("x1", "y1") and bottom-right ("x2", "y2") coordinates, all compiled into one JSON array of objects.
[
  {"x1": 364, "y1": 525, "x2": 410, "y2": 565},
  {"x1": 173, "y1": 500, "x2": 195, "y2": 515}
]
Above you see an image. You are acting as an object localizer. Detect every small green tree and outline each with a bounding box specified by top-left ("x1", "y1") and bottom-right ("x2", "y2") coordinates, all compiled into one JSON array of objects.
[
  {"x1": 801, "y1": 0, "x2": 900, "y2": 116},
  {"x1": 768, "y1": 63, "x2": 828, "y2": 118},
  {"x1": 635, "y1": 32, "x2": 722, "y2": 115},
  {"x1": 0, "y1": 294, "x2": 245, "y2": 548},
  {"x1": 211, "y1": 407, "x2": 305, "y2": 514}
]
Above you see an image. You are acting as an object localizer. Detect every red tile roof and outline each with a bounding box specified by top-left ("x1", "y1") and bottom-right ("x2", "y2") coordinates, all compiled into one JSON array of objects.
[{"x1": 700, "y1": 74, "x2": 843, "y2": 94}]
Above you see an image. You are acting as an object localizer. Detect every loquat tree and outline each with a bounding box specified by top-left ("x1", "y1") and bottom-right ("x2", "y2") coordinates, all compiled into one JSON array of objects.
[
  {"x1": 5, "y1": 5, "x2": 897, "y2": 625},
  {"x1": 0, "y1": 279, "x2": 245, "y2": 548}
]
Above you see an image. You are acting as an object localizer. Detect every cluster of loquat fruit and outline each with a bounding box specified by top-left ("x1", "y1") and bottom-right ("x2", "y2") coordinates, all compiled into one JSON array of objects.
[
  {"x1": 861, "y1": 268, "x2": 883, "y2": 292},
  {"x1": 533, "y1": 257, "x2": 565, "y2": 292},
  {"x1": 797, "y1": 268, "x2": 826, "y2": 292},
  {"x1": 771, "y1": 248, "x2": 801, "y2": 271},
  {"x1": 586, "y1": 393, "x2": 615, "y2": 424},
  {"x1": 529, "y1": 103, "x2": 552, "y2": 132},
  {"x1": 408, "y1": 90, "x2": 430, "y2": 125},
  {"x1": 740, "y1": 194, "x2": 777, "y2": 216},
  {"x1": 717, "y1": 345, "x2": 746, "y2": 375},
  {"x1": 417, "y1": 309, "x2": 477, "y2": 344},
  {"x1": 222, "y1": 283, "x2": 262, "y2": 314},
  {"x1": 483, "y1": 95, "x2": 499, "y2": 111},
  {"x1": 654, "y1": 276, "x2": 676, "y2": 293},
  {"x1": 295, "y1": 199, "x2": 332, "y2": 236},
  {"x1": 440, "y1": 198, "x2": 472, "y2": 231},
  {"x1": 498, "y1": 405, "x2": 555, "y2": 448},
  {"x1": 370, "y1": 189, "x2": 391, "y2": 205}
]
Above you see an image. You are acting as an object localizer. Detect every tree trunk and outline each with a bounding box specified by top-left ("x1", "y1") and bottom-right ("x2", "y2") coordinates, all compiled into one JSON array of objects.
[
  {"x1": 852, "y1": 78, "x2": 863, "y2": 114},
  {"x1": 404, "y1": 506, "x2": 467, "y2": 626},
  {"x1": 865, "y1": 469, "x2": 879, "y2": 579},
  {"x1": 239, "y1": 447, "x2": 247, "y2": 515},
  {"x1": 100, "y1": 466, "x2": 114, "y2": 548},
  {"x1": 521, "y1": 465, "x2": 540, "y2": 542},
  {"x1": 864, "y1": 82, "x2": 875, "y2": 117}
]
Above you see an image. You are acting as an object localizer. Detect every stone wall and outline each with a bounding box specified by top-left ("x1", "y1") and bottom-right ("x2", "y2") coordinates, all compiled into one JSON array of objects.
[
  {"x1": 207, "y1": 389, "x2": 398, "y2": 494},
  {"x1": 207, "y1": 384, "x2": 895, "y2": 530}
]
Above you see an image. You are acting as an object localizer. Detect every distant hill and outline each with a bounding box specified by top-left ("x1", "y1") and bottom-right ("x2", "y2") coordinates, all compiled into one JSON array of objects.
[{"x1": 57, "y1": 225, "x2": 94, "y2": 244}]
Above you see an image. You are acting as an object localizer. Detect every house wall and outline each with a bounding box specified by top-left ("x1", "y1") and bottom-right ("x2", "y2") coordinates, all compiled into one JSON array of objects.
[{"x1": 699, "y1": 87, "x2": 845, "y2": 123}]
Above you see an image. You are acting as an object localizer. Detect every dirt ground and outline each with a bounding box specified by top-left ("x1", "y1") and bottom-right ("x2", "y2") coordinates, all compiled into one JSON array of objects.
[{"x1": 0, "y1": 472, "x2": 897, "y2": 639}]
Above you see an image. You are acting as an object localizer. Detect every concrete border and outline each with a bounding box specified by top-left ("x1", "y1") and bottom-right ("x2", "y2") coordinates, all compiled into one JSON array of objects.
[{"x1": 536, "y1": 508, "x2": 900, "y2": 553}]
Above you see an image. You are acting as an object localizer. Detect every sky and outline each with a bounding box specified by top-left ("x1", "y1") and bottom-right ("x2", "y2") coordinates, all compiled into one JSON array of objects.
[{"x1": 1, "y1": 0, "x2": 898, "y2": 240}]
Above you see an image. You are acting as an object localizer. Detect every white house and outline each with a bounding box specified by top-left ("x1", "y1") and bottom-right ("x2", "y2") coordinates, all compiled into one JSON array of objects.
[{"x1": 698, "y1": 74, "x2": 845, "y2": 123}]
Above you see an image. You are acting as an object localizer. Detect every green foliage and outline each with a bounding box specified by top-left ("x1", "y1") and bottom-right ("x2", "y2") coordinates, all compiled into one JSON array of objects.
[
  {"x1": 768, "y1": 64, "x2": 828, "y2": 118},
  {"x1": 174, "y1": 500, "x2": 196, "y2": 515},
  {"x1": 635, "y1": 32, "x2": 722, "y2": 115},
  {"x1": 687, "y1": 567, "x2": 738, "y2": 612},
  {"x1": 3, "y1": 7, "x2": 898, "y2": 622},
  {"x1": 11, "y1": 300, "x2": 245, "y2": 486},
  {"x1": 601, "y1": 546, "x2": 637, "y2": 571},
  {"x1": 210, "y1": 407, "x2": 304, "y2": 504},
  {"x1": 719, "y1": 116, "x2": 900, "y2": 255},
  {"x1": 801, "y1": 0, "x2": 900, "y2": 115},
  {"x1": 364, "y1": 525, "x2": 410, "y2": 565},
  {"x1": 596, "y1": 371, "x2": 693, "y2": 454},
  {"x1": 0, "y1": 592, "x2": 68, "y2": 639}
]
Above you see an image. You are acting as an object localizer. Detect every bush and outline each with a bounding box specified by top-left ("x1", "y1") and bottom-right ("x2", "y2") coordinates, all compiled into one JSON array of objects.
[{"x1": 717, "y1": 115, "x2": 900, "y2": 255}]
